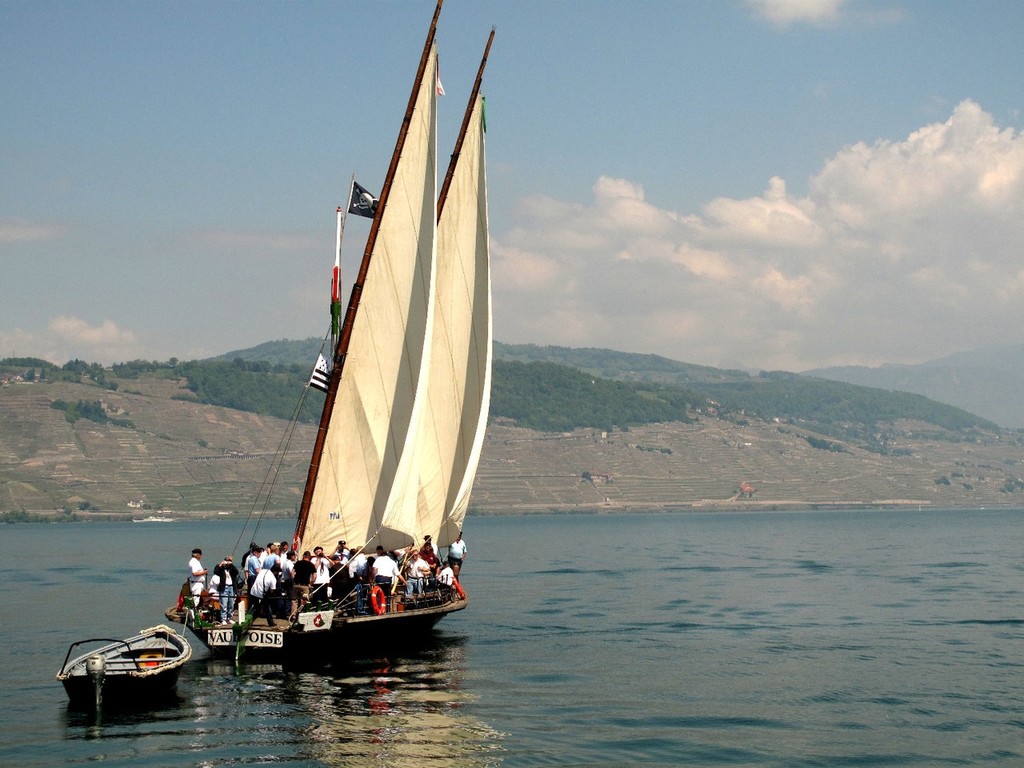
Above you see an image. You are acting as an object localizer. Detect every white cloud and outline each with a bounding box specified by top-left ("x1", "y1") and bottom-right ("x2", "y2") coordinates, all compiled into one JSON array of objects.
[
  {"x1": 746, "y1": 0, "x2": 903, "y2": 29},
  {"x1": 746, "y1": 0, "x2": 846, "y2": 27},
  {"x1": 752, "y1": 267, "x2": 815, "y2": 311},
  {"x1": 592, "y1": 177, "x2": 674, "y2": 235},
  {"x1": 49, "y1": 316, "x2": 136, "y2": 347},
  {"x1": 813, "y1": 100, "x2": 1023, "y2": 216},
  {"x1": 0, "y1": 219, "x2": 66, "y2": 243},
  {"x1": 492, "y1": 101, "x2": 1024, "y2": 371},
  {"x1": 668, "y1": 244, "x2": 737, "y2": 282},
  {"x1": 492, "y1": 244, "x2": 563, "y2": 293},
  {"x1": 699, "y1": 177, "x2": 824, "y2": 247},
  {"x1": 0, "y1": 317, "x2": 141, "y2": 365}
]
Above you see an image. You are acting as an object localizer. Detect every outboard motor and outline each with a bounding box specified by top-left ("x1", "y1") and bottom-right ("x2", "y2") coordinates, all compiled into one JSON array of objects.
[{"x1": 85, "y1": 653, "x2": 106, "y2": 708}]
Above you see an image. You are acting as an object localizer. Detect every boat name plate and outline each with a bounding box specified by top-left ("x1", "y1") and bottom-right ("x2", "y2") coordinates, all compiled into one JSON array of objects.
[{"x1": 208, "y1": 628, "x2": 284, "y2": 648}]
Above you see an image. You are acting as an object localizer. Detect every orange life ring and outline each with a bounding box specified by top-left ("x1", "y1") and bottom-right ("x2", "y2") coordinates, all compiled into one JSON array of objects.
[
  {"x1": 370, "y1": 585, "x2": 386, "y2": 615},
  {"x1": 139, "y1": 652, "x2": 162, "y2": 668},
  {"x1": 453, "y1": 578, "x2": 466, "y2": 600}
]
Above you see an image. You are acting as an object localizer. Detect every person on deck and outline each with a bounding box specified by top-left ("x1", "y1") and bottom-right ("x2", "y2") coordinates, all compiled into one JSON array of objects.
[
  {"x1": 244, "y1": 545, "x2": 263, "y2": 593},
  {"x1": 405, "y1": 549, "x2": 431, "y2": 597},
  {"x1": 290, "y1": 550, "x2": 315, "y2": 621},
  {"x1": 187, "y1": 548, "x2": 207, "y2": 602},
  {"x1": 438, "y1": 563, "x2": 455, "y2": 588},
  {"x1": 423, "y1": 534, "x2": 439, "y2": 561},
  {"x1": 345, "y1": 546, "x2": 369, "y2": 613},
  {"x1": 250, "y1": 562, "x2": 279, "y2": 627},
  {"x1": 419, "y1": 540, "x2": 440, "y2": 579},
  {"x1": 447, "y1": 531, "x2": 467, "y2": 576},
  {"x1": 262, "y1": 542, "x2": 280, "y2": 572},
  {"x1": 329, "y1": 553, "x2": 352, "y2": 602},
  {"x1": 214, "y1": 555, "x2": 240, "y2": 624},
  {"x1": 332, "y1": 540, "x2": 350, "y2": 563},
  {"x1": 372, "y1": 546, "x2": 406, "y2": 609},
  {"x1": 311, "y1": 546, "x2": 332, "y2": 602},
  {"x1": 347, "y1": 546, "x2": 368, "y2": 582},
  {"x1": 278, "y1": 550, "x2": 295, "y2": 619},
  {"x1": 209, "y1": 570, "x2": 224, "y2": 617}
]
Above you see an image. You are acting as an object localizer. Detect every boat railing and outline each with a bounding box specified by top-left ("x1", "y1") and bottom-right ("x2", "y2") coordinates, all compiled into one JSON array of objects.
[
  {"x1": 317, "y1": 581, "x2": 462, "y2": 618},
  {"x1": 57, "y1": 635, "x2": 177, "y2": 676},
  {"x1": 58, "y1": 638, "x2": 129, "y2": 677}
]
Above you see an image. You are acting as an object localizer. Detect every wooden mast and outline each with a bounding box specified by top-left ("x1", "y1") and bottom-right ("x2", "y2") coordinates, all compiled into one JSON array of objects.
[
  {"x1": 437, "y1": 28, "x2": 495, "y2": 218},
  {"x1": 295, "y1": 0, "x2": 445, "y2": 544}
]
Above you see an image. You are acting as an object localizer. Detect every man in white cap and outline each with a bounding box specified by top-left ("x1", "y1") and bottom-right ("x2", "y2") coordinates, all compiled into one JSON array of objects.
[{"x1": 188, "y1": 547, "x2": 207, "y2": 600}]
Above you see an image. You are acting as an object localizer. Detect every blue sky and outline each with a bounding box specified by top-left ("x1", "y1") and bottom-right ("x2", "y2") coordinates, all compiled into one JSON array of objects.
[{"x1": 2, "y1": 0, "x2": 1022, "y2": 372}]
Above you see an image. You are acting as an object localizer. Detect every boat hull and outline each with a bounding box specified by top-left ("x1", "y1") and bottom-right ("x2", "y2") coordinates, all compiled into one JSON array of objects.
[
  {"x1": 56, "y1": 624, "x2": 191, "y2": 707},
  {"x1": 166, "y1": 591, "x2": 467, "y2": 663},
  {"x1": 60, "y1": 667, "x2": 184, "y2": 706}
]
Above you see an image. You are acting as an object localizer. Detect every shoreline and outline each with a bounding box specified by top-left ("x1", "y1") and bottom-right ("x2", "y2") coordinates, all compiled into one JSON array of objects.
[{"x1": 5, "y1": 498, "x2": 1018, "y2": 524}]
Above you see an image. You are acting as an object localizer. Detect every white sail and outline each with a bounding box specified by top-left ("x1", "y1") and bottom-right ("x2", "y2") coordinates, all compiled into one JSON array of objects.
[
  {"x1": 300, "y1": 47, "x2": 439, "y2": 553},
  {"x1": 382, "y1": 95, "x2": 491, "y2": 549},
  {"x1": 430, "y1": 94, "x2": 491, "y2": 547}
]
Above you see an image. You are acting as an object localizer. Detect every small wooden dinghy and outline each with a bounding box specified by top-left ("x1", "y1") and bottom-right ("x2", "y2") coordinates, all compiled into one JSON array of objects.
[{"x1": 56, "y1": 624, "x2": 191, "y2": 707}]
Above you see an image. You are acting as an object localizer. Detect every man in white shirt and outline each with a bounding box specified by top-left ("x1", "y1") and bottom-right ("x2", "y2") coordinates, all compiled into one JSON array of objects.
[
  {"x1": 438, "y1": 564, "x2": 454, "y2": 587},
  {"x1": 372, "y1": 546, "x2": 406, "y2": 597},
  {"x1": 311, "y1": 546, "x2": 332, "y2": 602},
  {"x1": 188, "y1": 548, "x2": 207, "y2": 600},
  {"x1": 405, "y1": 551, "x2": 431, "y2": 597},
  {"x1": 250, "y1": 563, "x2": 279, "y2": 627},
  {"x1": 447, "y1": 532, "x2": 467, "y2": 576},
  {"x1": 347, "y1": 547, "x2": 368, "y2": 581}
]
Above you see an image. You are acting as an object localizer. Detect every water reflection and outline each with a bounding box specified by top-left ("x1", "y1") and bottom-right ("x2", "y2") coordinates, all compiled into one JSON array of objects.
[
  {"x1": 186, "y1": 637, "x2": 504, "y2": 767},
  {"x1": 60, "y1": 692, "x2": 186, "y2": 737}
]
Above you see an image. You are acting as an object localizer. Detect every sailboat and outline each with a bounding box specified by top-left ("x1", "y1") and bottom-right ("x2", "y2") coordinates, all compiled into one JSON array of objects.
[{"x1": 167, "y1": 0, "x2": 494, "y2": 661}]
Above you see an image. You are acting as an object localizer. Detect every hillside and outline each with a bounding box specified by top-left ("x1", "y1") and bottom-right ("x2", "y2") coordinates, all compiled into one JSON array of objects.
[
  {"x1": 494, "y1": 342, "x2": 752, "y2": 385},
  {"x1": 499, "y1": 342, "x2": 1024, "y2": 432},
  {"x1": 3, "y1": 367, "x2": 1024, "y2": 519},
  {"x1": 209, "y1": 339, "x2": 998, "y2": 438},
  {"x1": 807, "y1": 343, "x2": 1024, "y2": 429},
  {"x1": 0, "y1": 373, "x2": 313, "y2": 518},
  {"x1": 473, "y1": 419, "x2": 1024, "y2": 513},
  {"x1": 144, "y1": 337, "x2": 1024, "y2": 430}
]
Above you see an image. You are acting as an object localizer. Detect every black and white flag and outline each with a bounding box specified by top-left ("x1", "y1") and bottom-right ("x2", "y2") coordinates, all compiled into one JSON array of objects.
[
  {"x1": 348, "y1": 181, "x2": 378, "y2": 218},
  {"x1": 308, "y1": 353, "x2": 331, "y2": 393}
]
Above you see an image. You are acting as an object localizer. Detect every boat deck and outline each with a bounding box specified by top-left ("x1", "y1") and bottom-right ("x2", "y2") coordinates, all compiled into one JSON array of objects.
[{"x1": 170, "y1": 587, "x2": 465, "y2": 629}]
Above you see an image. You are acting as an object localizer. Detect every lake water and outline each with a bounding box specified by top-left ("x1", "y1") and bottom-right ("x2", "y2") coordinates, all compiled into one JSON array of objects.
[{"x1": 4, "y1": 508, "x2": 1024, "y2": 767}]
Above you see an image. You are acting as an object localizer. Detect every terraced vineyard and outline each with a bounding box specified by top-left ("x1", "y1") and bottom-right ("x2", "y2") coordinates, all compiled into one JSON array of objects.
[
  {"x1": 0, "y1": 379, "x2": 312, "y2": 517},
  {"x1": 472, "y1": 420, "x2": 1024, "y2": 513},
  {"x1": 3, "y1": 377, "x2": 1024, "y2": 518}
]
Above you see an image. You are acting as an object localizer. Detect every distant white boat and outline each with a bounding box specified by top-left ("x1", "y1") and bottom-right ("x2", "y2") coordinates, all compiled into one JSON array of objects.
[{"x1": 133, "y1": 515, "x2": 175, "y2": 523}]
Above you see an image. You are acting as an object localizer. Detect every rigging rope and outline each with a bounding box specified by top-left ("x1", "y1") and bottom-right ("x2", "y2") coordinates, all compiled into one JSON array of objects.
[{"x1": 229, "y1": 332, "x2": 332, "y2": 560}]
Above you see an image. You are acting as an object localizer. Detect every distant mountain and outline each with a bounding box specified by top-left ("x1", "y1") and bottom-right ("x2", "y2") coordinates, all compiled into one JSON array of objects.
[
  {"x1": 494, "y1": 342, "x2": 1021, "y2": 432},
  {"x1": 211, "y1": 338, "x2": 323, "y2": 367},
  {"x1": 494, "y1": 342, "x2": 751, "y2": 385},
  {"x1": 806, "y1": 343, "x2": 1024, "y2": 429},
  {"x1": 220, "y1": 339, "x2": 756, "y2": 384},
  {"x1": 489, "y1": 344, "x2": 996, "y2": 450},
  {"x1": 212, "y1": 339, "x2": 999, "y2": 438}
]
